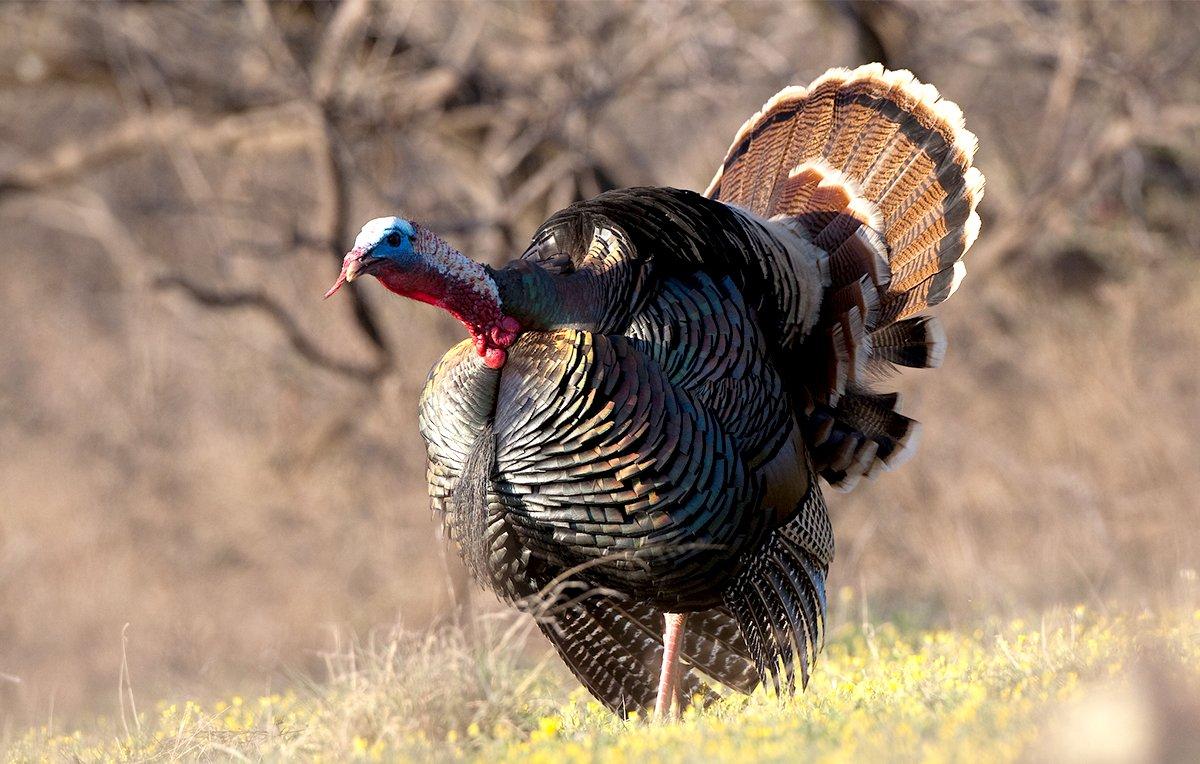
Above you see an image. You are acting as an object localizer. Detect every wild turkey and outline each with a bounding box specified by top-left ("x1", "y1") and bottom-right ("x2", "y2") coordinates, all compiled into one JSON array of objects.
[{"x1": 325, "y1": 64, "x2": 984, "y2": 717}]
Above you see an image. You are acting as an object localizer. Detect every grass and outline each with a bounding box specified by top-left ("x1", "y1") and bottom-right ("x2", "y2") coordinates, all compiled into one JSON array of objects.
[{"x1": 5, "y1": 604, "x2": 1199, "y2": 763}]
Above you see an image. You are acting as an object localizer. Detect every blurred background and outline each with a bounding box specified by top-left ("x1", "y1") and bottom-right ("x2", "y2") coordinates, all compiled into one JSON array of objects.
[{"x1": 1, "y1": 0, "x2": 1197, "y2": 726}]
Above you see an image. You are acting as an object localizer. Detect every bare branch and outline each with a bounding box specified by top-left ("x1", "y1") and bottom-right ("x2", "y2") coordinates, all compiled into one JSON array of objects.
[
  {"x1": 13, "y1": 188, "x2": 386, "y2": 385},
  {"x1": 309, "y1": 107, "x2": 392, "y2": 360},
  {"x1": 155, "y1": 274, "x2": 387, "y2": 383},
  {"x1": 0, "y1": 104, "x2": 309, "y2": 198},
  {"x1": 242, "y1": 0, "x2": 308, "y2": 90},
  {"x1": 311, "y1": 0, "x2": 372, "y2": 103}
]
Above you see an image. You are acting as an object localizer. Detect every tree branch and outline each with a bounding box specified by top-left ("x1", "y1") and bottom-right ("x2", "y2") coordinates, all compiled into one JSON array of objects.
[
  {"x1": 155, "y1": 274, "x2": 388, "y2": 383},
  {"x1": 0, "y1": 104, "x2": 308, "y2": 198}
]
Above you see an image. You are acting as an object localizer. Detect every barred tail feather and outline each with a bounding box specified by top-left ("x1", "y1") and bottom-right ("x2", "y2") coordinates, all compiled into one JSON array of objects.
[
  {"x1": 708, "y1": 64, "x2": 983, "y2": 321},
  {"x1": 805, "y1": 388, "x2": 921, "y2": 490},
  {"x1": 707, "y1": 64, "x2": 983, "y2": 488},
  {"x1": 871, "y1": 315, "x2": 947, "y2": 369}
]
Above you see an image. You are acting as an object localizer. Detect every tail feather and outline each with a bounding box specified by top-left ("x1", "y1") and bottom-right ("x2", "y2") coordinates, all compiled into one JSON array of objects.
[
  {"x1": 871, "y1": 316, "x2": 946, "y2": 369},
  {"x1": 707, "y1": 64, "x2": 983, "y2": 488},
  {"x1": 708, "y1": 63, "x2": 983, "y2": 322},
  {"x1": 805, "y1": 388, "x2": 920, "y2": 490},
  {"x1": 771, "y1": 164, "x2": 888, "y2": 290}
]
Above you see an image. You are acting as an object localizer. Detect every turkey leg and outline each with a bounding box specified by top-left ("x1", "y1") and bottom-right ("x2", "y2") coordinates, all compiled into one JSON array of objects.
[{"x1": 654, "y1": 612, "x2": 690, "y2": 719}]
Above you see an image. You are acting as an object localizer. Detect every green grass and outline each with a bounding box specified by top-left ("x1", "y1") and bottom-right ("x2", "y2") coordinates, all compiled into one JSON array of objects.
[{"x1": 6, "y1": 606, "x2": 1199, "y2": 763}]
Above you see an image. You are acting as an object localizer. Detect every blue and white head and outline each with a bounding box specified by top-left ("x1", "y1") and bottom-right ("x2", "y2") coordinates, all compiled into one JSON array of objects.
[
  {"x1": 327, "y1": 215, "x2": 498, "y2": 300},
  {"x1": 327, "y1": 217, "x2": 417, "y2": 292},
  {"x1": 354, "y1": 216, "x2": 415, "y2": 255},
  {"x1": 325, "y1": 214, "x2": 517, "y2": 366}
]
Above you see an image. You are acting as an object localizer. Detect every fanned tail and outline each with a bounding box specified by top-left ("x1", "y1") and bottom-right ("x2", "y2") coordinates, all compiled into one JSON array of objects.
[
  {"x1": 707, "y1": 64, "x2": 984, "y2": 317},
  {"x1": 707, "y1": 65, "x2": 983, "y2": 489}
]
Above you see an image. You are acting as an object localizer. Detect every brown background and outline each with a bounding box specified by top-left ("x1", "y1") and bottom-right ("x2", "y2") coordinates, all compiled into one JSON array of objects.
[{"x1": 1, "y1": 0, "x2": 1197, "y2": 725}]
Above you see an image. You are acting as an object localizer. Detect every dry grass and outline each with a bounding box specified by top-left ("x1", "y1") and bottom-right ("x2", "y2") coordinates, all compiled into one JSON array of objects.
[
  {"x1": 5, "y1": 603, "x2": 1199, "y2": 762},
  {"x1": 1, "y1": 0, "x2": 1198, "y2": 726}
]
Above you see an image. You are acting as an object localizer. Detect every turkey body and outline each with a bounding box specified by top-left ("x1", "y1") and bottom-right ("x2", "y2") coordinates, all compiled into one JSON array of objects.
[
  {"x1": 421, "y1": 188, "x2": 824, "y2": 610},
  {"x1": 413, "y1": 65, "x2": 984, "y2": 715}
]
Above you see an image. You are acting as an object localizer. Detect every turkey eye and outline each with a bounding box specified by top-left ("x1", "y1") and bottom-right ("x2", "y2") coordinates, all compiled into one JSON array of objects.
[{"x1": 386, "y1": 233, "x2": 403, "y2": 247}]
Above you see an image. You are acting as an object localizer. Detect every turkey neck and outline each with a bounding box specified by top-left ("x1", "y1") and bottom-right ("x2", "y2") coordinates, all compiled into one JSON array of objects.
[{"x1": 375, "y1": 228, "x2": 519, "y2": 368}]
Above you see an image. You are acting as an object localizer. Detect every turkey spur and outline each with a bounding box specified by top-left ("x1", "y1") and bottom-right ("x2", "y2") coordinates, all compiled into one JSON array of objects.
[{"x1": 325, "y1": 65, "x2": 984, "y2": 718}]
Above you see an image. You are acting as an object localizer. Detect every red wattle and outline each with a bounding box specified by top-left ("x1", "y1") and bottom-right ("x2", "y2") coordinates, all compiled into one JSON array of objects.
[
  {"x1": 483, "y1": 347, "x2": 507, "y2": 369},
  {"x1": 369, "y1": 257, "x2": 520, "y2": 368}
]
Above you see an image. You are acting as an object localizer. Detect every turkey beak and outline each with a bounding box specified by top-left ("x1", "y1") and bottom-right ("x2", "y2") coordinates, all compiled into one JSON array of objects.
[{"x1": 324, "y1": 246, "x2": 377, "y2": 299}]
